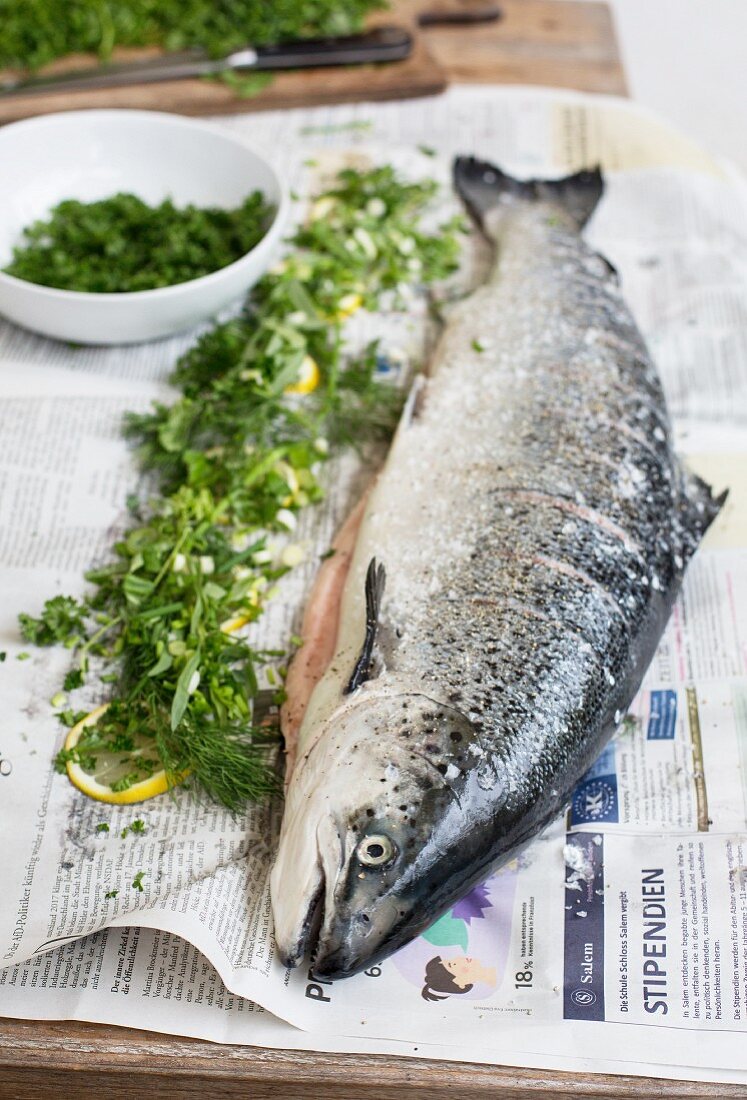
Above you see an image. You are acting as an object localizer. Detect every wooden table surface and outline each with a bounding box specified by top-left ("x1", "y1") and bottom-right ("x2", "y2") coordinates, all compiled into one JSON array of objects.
[
  {"x1": 1, "y1": 6, "x2": 737, "y2": 1098},
  {"x1": 1, "y1": 1016, "x2": 745, "y2": 1099}
]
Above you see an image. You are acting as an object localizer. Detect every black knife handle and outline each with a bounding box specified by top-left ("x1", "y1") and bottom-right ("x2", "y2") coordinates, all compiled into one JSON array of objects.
[
  {"x1": 253, "y1": 26, "x2": 413, "y2": 71},
  {"x1": 418, "y1": 2, "x2": 501, "y2": 26}
]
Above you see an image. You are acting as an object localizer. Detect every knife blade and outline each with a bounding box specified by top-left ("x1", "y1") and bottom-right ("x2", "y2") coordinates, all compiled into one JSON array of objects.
[{"x1": 0, "y1": 25, "x2": 413, "y2": 98}]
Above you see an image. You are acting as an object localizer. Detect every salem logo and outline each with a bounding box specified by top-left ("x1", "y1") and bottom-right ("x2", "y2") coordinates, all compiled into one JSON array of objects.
[{"x1": 571, "y1": 988, "x2": 597, "y2": 1007}]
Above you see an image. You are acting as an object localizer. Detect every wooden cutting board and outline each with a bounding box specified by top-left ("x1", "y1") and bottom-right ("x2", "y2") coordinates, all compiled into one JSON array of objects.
[
  {"x1": 0, "y1": 0, "x2": 625, "y2": 125},
  {"x1": 421, "y1": 0, "x2": 627, "y2": 95}
]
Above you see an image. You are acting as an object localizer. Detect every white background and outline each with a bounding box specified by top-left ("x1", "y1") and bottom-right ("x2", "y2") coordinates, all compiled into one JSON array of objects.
[{"x1": 565, "y1": 0, "x2": 747, "y2": 176}]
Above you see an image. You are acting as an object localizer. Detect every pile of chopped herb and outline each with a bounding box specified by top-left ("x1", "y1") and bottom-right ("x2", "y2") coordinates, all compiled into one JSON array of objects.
[
  {"x1": 0, "y1": 0, "x2": 385, "y2": 73},
  {"x1": 4, "y1": 191, "x2": 273, "y2": 293},
  {"x1": 20, "y1": 164, "x2": 465, "y2": 811}
]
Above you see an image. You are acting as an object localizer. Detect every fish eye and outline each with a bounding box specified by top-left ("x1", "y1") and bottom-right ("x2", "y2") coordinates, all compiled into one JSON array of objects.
[{"x1": 356, "y1": 834, "x2": 396, "y2": 868}]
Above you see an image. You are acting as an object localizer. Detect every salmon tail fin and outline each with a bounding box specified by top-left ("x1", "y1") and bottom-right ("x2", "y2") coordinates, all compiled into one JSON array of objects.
[{"x1": 453, "y1": 157, "x2": 604, "y2": 232}]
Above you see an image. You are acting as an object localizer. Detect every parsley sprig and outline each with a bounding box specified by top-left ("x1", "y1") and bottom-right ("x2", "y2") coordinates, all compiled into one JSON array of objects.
[{"x1": 20, "y1": 165, "x2": 465, "y2": 811}]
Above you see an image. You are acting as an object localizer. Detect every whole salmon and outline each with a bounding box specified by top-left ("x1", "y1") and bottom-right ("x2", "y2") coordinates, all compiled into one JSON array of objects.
[{"x1": 270, "y1": 159, "x2": 724, "y2": 980}]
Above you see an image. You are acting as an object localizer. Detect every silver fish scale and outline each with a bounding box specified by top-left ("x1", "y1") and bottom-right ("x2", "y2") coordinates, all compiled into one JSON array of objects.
[{"x1": 366, "y1": 201, "x2": 717, "y2": 819}]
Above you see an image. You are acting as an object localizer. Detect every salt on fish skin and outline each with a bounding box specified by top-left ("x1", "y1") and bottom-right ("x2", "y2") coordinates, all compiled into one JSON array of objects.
[{"x1": 269, "y1": 158, "x2": 725, "y2": 981}]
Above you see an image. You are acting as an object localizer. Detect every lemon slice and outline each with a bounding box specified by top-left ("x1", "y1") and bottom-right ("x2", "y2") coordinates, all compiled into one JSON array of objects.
[
  {"x1": 335, "y1": 292, "x2": 362, "y2": 319},
  {"x1": 285, "y1": 354, "x2": 320, "y2": 395},
  {"x1": 63, "y1": 619, "x2": 250, "y2": 803},
  {"x1": 220, "y1": 613, "x2": 252, "y2": 633},
  {"x1": 63, "y1": 704, "x2": 173, "y2": 805}
]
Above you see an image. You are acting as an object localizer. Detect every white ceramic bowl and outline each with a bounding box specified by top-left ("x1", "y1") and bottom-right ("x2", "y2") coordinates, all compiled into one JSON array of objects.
[{"x1": 0, "y1": 110, "x2": 289, "y2": 345}]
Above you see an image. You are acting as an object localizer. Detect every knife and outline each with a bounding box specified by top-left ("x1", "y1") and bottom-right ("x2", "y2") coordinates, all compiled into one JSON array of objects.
[{"x1": 0, "y1": 25, "x2": 413, "y2": 98}]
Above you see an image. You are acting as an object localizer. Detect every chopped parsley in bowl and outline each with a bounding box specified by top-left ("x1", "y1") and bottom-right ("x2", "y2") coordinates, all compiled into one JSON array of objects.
[{"x1": 4, "y1": 190, "x2": 274, "y2": 293}]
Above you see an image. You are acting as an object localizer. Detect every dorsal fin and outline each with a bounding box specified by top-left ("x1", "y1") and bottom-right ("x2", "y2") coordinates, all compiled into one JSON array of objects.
[{"x1": 345, "y1": 558, "x2": 386, "y2": 694}]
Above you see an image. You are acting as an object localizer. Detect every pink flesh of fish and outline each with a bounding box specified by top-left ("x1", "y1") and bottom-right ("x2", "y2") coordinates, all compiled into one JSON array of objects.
[{"x1": 280, "y1": 493, "x2": 368, "y2": 783}]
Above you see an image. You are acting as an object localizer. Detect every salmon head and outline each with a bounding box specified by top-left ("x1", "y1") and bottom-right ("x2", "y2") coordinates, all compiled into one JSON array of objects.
[{"x1": 269, "y1": 684, "x2": 501, "y2": 980}]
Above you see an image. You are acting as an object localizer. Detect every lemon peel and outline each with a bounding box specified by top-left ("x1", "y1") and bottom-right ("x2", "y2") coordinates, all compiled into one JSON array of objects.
[
  {"x1": 335, "y1": 292, "x2": 363, "y2": 319},
  {"x1": 285, "y1": 354, "x2": 320, "y2": 395}
]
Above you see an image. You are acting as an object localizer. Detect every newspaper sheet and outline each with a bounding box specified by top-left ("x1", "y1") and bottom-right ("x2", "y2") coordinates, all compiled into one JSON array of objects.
[{"x1": 1, "y1": 86, "x2": 746, "y2": 1084}]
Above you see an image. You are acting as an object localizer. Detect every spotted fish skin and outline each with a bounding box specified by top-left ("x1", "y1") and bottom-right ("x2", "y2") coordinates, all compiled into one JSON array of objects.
[{"x1": 270, "y1": 159, "x2": 724, "y2": 980}]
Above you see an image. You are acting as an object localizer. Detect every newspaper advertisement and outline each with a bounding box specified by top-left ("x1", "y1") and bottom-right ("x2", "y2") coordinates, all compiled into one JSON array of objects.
[{"x1": 1, "y1": 86, "x2": 746, "y2": 1083}]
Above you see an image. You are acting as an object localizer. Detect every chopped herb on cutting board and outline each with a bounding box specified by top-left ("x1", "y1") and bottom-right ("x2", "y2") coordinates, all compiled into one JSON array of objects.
[{"x1": 0, "y1": 0, "x2": 385, "y2": 73}]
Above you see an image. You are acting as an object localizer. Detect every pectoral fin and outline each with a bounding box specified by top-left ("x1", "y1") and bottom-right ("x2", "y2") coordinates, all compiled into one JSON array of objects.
[{"x1": 345, "y1": 557, "x2": 386, "y2": 694}]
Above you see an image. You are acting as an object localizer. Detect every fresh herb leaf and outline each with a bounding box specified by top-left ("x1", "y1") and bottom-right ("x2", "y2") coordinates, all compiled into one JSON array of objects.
[
  {"x1": 63, "y1": 668, "x2": 84, "y2": 691},
  {"x1": 54, "y1": 750, "x2": 73, "y2": 774},
  {"x1": 132, "y1": 871, "x2": 146, "y2": 892},
  {"x1": 104, "y1": 889, "x2": 118, "y2": 899},
  {"x1": 95, "y1": 823, "x2": 110, "y2": 834},
  {"x1": 18, "y1": 596, "x2": 86, "y2": 646},
  {"x1": 211, "y1": 70, "x2": 273, "y2": 99},
  {"x1": 171, "y1": 650, "x2": 201, "y2": 732},
  {"x1": 55, "y1": 709, "x2": 88, "y2": 729}
]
